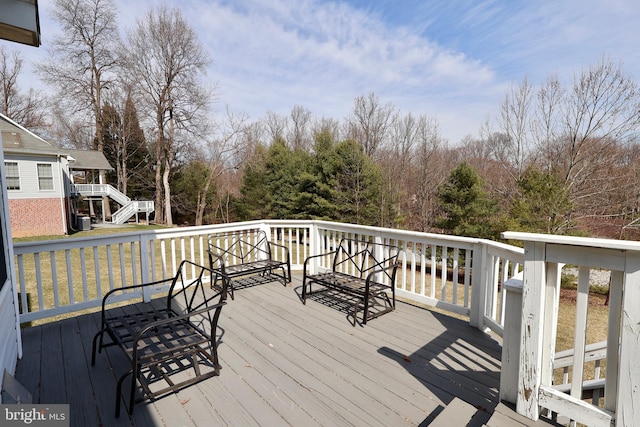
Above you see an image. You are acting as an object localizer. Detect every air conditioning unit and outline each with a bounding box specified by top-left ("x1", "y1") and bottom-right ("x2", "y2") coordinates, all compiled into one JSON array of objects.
[{"x1": 78, "y1": 216, "x2": 91, "y2": 231}]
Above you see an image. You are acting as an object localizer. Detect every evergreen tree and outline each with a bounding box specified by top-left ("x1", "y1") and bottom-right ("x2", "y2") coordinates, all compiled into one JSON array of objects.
[
  {"x1": 235, "y1": 131, "x2": 383, "y2": 225},
  {"x1": 435, "y1": 162, "x2": 497, "y2": 238},
  {"x1": 510, "y1": 166, "x2": 573, "y2": 233},
  {"x1": 235, "y1": 145, "x2": 272, "y2": 220},
  {"x1": 333, "y1": 139, "x2": 382, "y2": 225},
  {"x1": 265, "y1": 138, "x2": 309, "y2": 218},
  {"x1": 293, "y1": 129, "x2": 340, "y2": 220}
]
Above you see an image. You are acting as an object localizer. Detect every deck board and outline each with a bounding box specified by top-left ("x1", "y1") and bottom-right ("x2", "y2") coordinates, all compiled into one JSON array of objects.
[
  {"x1": 39, "y1": 321, "x2": 66, "y2": 404},
  {"x1": 14, "y1": 274, "x2": 558, "y2": 426}
]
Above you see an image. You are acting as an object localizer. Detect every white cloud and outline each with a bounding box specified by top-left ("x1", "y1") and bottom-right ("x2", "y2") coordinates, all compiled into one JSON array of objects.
[{"x1": 3, "y1": 0, "x2": 640, "y2": 144}]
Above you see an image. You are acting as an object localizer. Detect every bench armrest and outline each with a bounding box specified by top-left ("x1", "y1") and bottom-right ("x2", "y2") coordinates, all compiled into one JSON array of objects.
[
  {"x1": 207, "y1": 250, "x2": 226, "y2": 270},
  {"x1": 303, "y1": 250, "x2": 338, "y2": 275},
  {"x1": 267, "y1": 241, "x2": 291, "y2": 261},
  {"x1": 100, "y1": 277, "x2": 175, "y2": 321},
  {"x1": 365, "y1": 262, "x2": 400, "y2": 287}
]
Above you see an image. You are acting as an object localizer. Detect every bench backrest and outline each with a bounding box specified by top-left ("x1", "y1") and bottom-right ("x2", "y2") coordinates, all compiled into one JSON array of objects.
[
  {"x1": 167, "y1": 260, "x2": 227, "y2": 318},
  {"x1": 208, "y1": 230, "x2": 272, "y2": 267},
  {"x1": 332, "y1": 238, "x2": 400, "y2": 283}
]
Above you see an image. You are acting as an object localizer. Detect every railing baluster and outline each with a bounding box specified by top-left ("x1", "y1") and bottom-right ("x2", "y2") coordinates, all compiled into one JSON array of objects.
[
  {"x1": 118, "y1": 243, "x2": 126, "y2": 288},
  {"x1": 106, "y1": 244, "x2": 114, "y2": 291},
  {"x1": 79, "y1": 248, "x2": 88, "y2": 301},
  {"x1": 50, "y1": 252, "x2": 59, "y2": 309},
  {"x1": 93, "y1": 246, "x2": 101, "y2": 298},
  {"x1": 17, "y1": 255, "x2": 27, "y2": 314},
  {"x1": 32, "y1": 253, "x2": 43, "y2": 311},
  {"x1": 65, "y1": 250, "x2": 74, "y2": 305}
]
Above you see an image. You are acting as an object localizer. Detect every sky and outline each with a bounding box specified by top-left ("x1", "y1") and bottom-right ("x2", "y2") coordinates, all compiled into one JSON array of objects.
[{"x1": 4, "y1": 0, "x2": 640, "y2": 144}]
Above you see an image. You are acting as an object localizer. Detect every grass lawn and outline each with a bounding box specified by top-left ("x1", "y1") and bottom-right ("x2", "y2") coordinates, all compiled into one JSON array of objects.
[{"x1": 13, "y1": 223, "x2": 167, "y2": 243}]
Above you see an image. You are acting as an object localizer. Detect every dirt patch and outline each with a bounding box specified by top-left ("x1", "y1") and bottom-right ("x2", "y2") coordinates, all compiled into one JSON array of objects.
[{"x1": 559, "y1": 288, "x2": 608, "y2": 306}]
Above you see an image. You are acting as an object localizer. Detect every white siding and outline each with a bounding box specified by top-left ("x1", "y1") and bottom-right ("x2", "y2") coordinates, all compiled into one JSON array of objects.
[
  {"x1": 4, "y1": 154, "x2": 65, "y2": 200},
  {"x1": 0, "y1": 135, "x2": 21, "y2": 402},
  {"x1": 0, "y1": 285, "x2": 19, "y2": 380}
]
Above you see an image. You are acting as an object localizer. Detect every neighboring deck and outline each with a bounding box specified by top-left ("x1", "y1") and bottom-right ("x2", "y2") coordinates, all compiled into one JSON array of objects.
[{"x1": 14, "y1": 274, "x2": 557, "y2": 427}]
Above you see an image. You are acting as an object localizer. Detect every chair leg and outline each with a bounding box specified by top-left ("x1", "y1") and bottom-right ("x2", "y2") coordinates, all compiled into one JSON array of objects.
[
  {"x1": 115, "y1": 371, "x2": 132, "y2": 417},
  {"x1": 91, "y1": 328, "x2": 105, "y2": 366},
  {"x1": 128, "y1": 366, "x2": 138, "y2": 415}
]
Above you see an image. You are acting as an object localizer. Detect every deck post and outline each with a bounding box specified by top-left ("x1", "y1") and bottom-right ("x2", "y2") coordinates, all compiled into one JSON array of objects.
[
  {"x1": 308, "y1": 222, "x2": 320, "y2": 274},
  {"x1": 605, "y1": 270, "x2": 623, "y2": 413},
  {"x1": 616, "y1": 252, "x2": 640, "y2": 426},
  {"x1": 500, "y1": 275, "x2": 523, "y2": 404},
  {"x1": 469, "y1": 243, "x2": 487, "y2": 329},
  {"x1": 539, "y1": 261, "x2": 561, "y2": 398},
  {"x1": 517, "y1": 240, "x2": 546, "y2": 420},
  {"x1": 139, "y1": 234, "x2": 152, "y2": 302}
]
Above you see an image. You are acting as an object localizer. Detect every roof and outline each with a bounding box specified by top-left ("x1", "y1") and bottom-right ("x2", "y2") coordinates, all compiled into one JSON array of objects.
[
  {"x1": 63, "y1": 148, "x2": 113, "y2": 171},
  {"x1": 1, "y1": 113, "x2": 59, "y2": 156},
  {"x1": 0, "y1": 113, "x2": 113, "y2": 171},
  {"x1": 0, "y1": 0, "x2": 41, "y2": 47}
]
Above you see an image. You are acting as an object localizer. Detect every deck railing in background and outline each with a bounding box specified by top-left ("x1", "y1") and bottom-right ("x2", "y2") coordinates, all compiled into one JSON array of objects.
[{"x1": 13, "y1": 220, "x2": 522, "y2": 338}]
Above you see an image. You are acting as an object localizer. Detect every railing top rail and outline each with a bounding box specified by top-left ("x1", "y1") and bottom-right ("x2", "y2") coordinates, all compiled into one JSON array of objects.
[
  {"x1": 314, "y1": 220, "x2": 483, "y2": 244},
  {"x1": 502, "y1": 231, "x2": 640, "y2": 252},
  {"x1": 13, "y1": 220, "x2": 523, "y2": 255}
]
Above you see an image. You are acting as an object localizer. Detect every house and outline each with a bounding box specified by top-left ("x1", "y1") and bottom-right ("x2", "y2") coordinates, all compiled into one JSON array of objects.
[
  {"x1": 0, "y1": 0, "x2": 41, "y2": 403},
  {"x1": 0, "y1": 113, "x2": 113, "y2": 238}
]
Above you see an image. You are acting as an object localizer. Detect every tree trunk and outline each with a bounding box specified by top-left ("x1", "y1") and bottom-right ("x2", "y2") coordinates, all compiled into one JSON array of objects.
[{"x1": 163, "y1": 157, "x2": 173, "y2": 226}]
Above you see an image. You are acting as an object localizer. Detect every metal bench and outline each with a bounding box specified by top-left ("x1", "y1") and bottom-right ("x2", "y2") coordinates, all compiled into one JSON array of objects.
[
  {"x1": 208, "y1": 230, "x2": 291, "y2": 300},
  {"x1": 91, "y1": 260, "x2": 227, "y2": 416},
  {"x1": 302, "y1": 238, "x2": 400, "y2": 326}
]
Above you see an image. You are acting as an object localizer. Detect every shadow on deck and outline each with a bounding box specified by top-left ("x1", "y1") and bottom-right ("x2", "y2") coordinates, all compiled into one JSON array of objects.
[{"x1": 14, "y1": 273, "x2": 558, "y2": 426}]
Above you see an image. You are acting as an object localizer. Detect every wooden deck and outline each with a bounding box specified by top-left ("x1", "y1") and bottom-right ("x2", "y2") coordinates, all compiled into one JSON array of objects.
[{"x1": 14, "y1": 274, "x2": 559, "y2": 426}]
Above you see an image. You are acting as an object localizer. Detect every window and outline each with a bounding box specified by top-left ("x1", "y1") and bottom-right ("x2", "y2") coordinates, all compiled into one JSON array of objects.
[
  {"x1": 4, "y1": 162, "x2": 20, "y2": 190},
  {"x1": 37, "y1": 163, "x2": 54, "y2": 190}
]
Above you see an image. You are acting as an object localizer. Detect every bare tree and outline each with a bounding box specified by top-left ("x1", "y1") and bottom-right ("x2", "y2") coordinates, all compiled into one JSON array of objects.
[
  {"x1": 47, "y1": 101, "x2": 94, "y2": 149},
  {"x1": 347, "y1": 92, "x2": 395, "y2": 158},
  {"x1": 122, "y1": 4, "x2": 212, "y2": 226},
  {"x1": 496, "y1": 77, "x2": 533, "y2": 179},
  {"x1": 532, "y1": 75, "x2": 564, "y2": 171},
  {"x1": 264, "y1": 111, "x2": 287, "y2": 144},
  {"x1": 0, "y1": 46, "x2": 46, "y2": 129},
  {"x1": 37, "y1": 0, "x2": 120, "y2": 218},
  {"x1": 559, "y1": 59, "x2": 639, "y2": 187},
  {"x1": 411, "y1": 116, "x2": 447, "y2": 231},
  {"x1": 532, "y1": 59, "x2": 640, "y2": 227},
  {"x1": 381, "y1": 112, "x2": 419, "y2": 226},
  {"x1": 491, "y1": 57, "x2": 640, "y2": 232},
  {"x1": 311, "y1": 116, "x2": 342, "y2": 143},
  {"x1": 194, "y1": 109, "x2": 249, "y2": 225},
  {"x1": 288, "y1": 105, "x2": 312, "y2": 151}
]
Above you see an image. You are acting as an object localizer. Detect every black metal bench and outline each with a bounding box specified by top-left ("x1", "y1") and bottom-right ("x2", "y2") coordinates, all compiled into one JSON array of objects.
[
  {"x1": 208, "y1": 229, "x2": 291, "y2": 300},
  {"x1": 302, "y1": 238, "x2": 400, "y2": 326},
  {"x1": 91, "y1": 260, "x2": 227, "y2": 416}
]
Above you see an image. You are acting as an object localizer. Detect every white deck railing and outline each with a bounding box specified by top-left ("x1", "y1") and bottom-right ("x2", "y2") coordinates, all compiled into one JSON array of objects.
[
  {"x1": 501, "y1": 231, "x2": 640, "y2": 427},
  {"x1": 13, "y1": 220, "x2": 522, "y2": 334}
]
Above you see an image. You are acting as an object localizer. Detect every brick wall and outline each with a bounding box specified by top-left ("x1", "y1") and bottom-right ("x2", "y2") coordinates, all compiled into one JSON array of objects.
[{"x1": 8, "y1": 198, "x2": 67, "y2": 238}]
